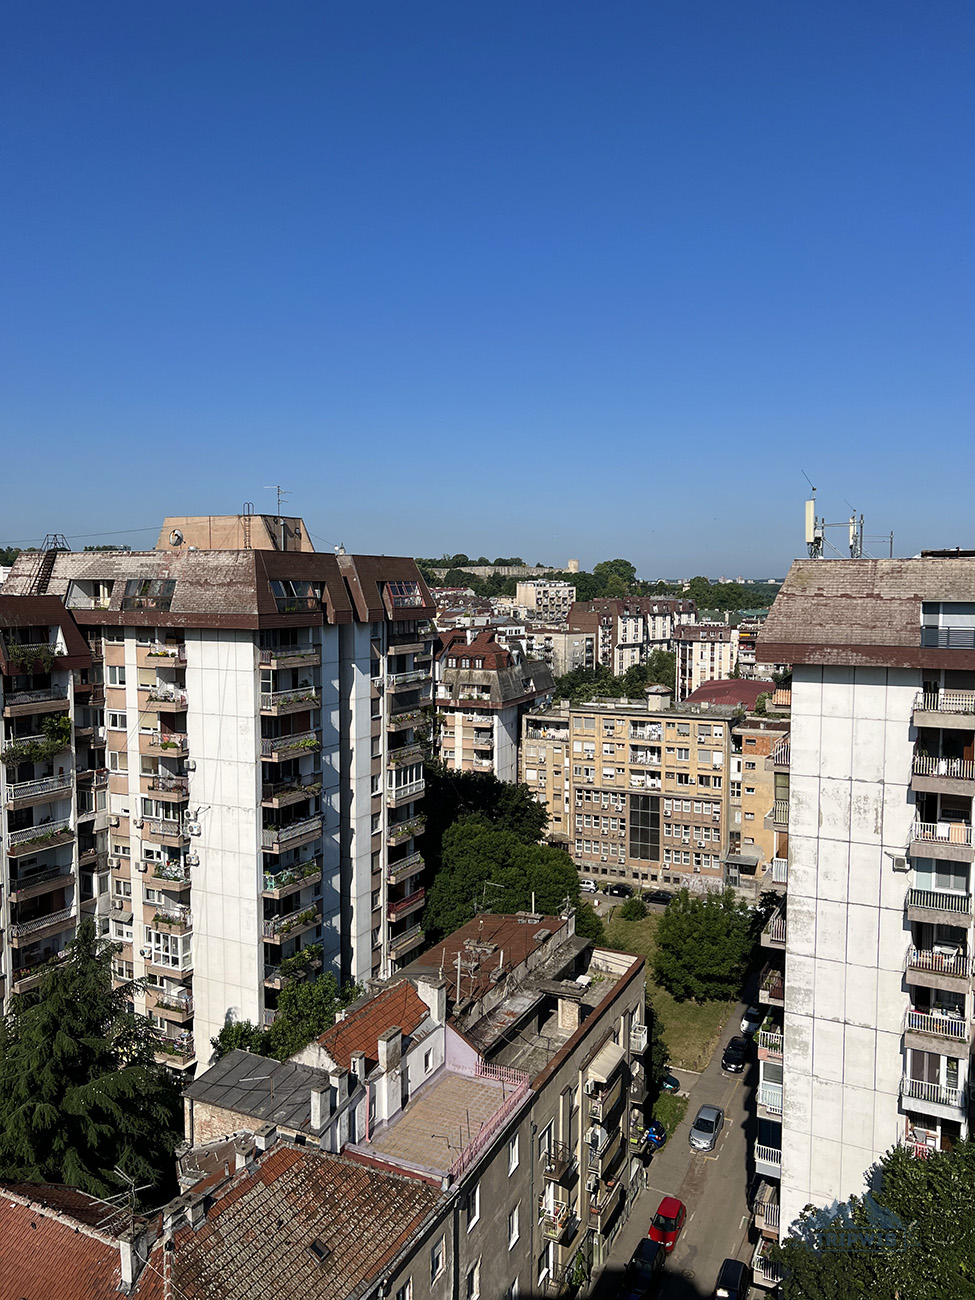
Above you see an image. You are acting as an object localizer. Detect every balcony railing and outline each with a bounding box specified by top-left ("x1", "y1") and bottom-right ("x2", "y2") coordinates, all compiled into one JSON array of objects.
[
  {"x1": 913, "y1": 754, "x2": 975, "y2": 782},
  {"x1": 153, "y1": 907, "x2": 192, "y2": 931},
  {"x1": 10, "y1": 905, "x2": 74, "y2": 939},
  {"x1": 147, "y1": 731, "x2": 188, "y2": 751},
  {"x1": 911, "y1": 820, "x2": 973, "y2": 847},
  {"x1": 387, "y1": 779, "x2": 425, "y2": 806},
  {"x1": 388, "y1": 742, "x2": 424, "y2": 768},
  {"x1": 906, "y1": 888, "x2": 971, "y2": 915},
  {"x1": 4, "y1": 685, "x2": 67, "y2": 709},
  {"x1": 5, "y1": 774, "x2": 73, "y2": 804},
  {"x1": 539, "y1": 1198, "x2": 571, "y2": 1241},
  {"x1": 758, "y1": 1029, "x2": 783, "y2": 1056},
  {"x1": 758, "y1": 1084, "x2": 783, "y2": 1114},
  {"x1": 387, "y1": 815, "x2": 426, "y2": 846},
  {"x1": 146, "y1": 687, "x2": 188, "y2": 709},
  {"x1": 760, "y1": 967, "x2": 785, "y2": 1003},
  {"x1": 900, "y1": 1076, "x2": 963, "y2": 1108},
  {"x1": 772, "y1": 799, "x2": 789, "y2": 825},
  {"x1": 906, "y1": 1009, "x2": 968, "y2": 1042},
  {"x1": 155, "y1": 991, "x2": 194, "y2": 1015},
  {"x1": 388, "y1": 923, "x2": 424, "y2": 956},
  {"x1": 770, "y1": 737, "x2": 791, "y2": 767},
  {"x1": 751, "y1": 1240, "x2": 783, "y2": 1287},
  {"x1": 260, "y1": 730, "x2": 319, "y2": 757},
  {"x1": 263, "y1": 858, "x2": 321, "y2": 893},
  {"x1": 259, "y1": 644, "x2": 319, "y2": 664},
  {"x1": 7, "y1": 818, "x2": 73, "y2": 847},
  {"x1": 10, "y1": 865, "x2": 72, "y2": 897},
  {"x1": 387, "y1": 707, "x2": 426, "y2": 730},
  {"x1": 914, "y1": 690, "x2": 975, "y2": 717},
  {"x1": 388, "y1": 887, "x2": 425, "y2": 919},
  {"x1": 262, "y1": 906, "x2": 320, "y2": 939},
  {"x1": 770, "y1": 858, "x2": 788, "y2": 884},
  {"x1": 146, "y1": 819, "x2": 187, "y2": 842},
  {"x1": 540, "y1": 1141, "x2": 572, "y2": 1181},
  {"x1": 147, "y1": 775, "x2": 189, "y2": 795},
  {"x1": 261, "y1": 816, "x2": 323, "y2": 849},
  {"x1": 386, "y1": 669, "x2": 429, "y2": 689},
  {"x1": 906, "y1": 947, "x2": 971, "y2": 979},
  {"x1": 754, "y1": 1143, "x2": 782, "y2": 1170},
  {"x1": 762, "y1": 912, "x2": 787, "y2": 945},
  {"x1": 260, "y1": 688, "x2": 319, "y2": 710}
]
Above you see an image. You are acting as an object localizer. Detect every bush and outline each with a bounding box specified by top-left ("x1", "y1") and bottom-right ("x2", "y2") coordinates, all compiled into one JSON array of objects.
[{"x1": 619, "y1": 896, "x2": 648, "y2": 921}]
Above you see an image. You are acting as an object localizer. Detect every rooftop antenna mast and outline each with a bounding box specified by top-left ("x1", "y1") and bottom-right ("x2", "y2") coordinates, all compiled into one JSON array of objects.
[
  {"x1": 263, "y1": 486, "x2": 291, "y2": 550},
  {"x1": 803, "y1": 476, "x2": 869, "y2": 560}
]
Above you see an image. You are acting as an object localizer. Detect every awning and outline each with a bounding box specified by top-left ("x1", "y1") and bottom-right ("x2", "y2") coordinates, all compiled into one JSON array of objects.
[{"x1": 588, "y1": 1040, "x2": 625, "y2": 1084}]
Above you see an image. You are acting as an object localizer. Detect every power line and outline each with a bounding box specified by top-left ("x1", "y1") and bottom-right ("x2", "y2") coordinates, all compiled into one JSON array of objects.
[{"x1": 3, "y1": 526, "x2": 159, "y2": 546}]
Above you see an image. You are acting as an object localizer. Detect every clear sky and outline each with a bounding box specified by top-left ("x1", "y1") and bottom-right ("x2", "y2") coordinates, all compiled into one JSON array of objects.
[{"x1": 2, "y1": 2, "x2": 972, "y2": 577}]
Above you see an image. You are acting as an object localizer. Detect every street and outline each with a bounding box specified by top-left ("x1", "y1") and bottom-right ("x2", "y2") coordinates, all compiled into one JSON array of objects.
[{"x1": 592, "y1": 999, "x2": 757, "y2": 1300}]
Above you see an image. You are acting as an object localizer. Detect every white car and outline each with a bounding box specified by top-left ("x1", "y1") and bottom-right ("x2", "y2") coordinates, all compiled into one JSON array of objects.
[
  {"x1": 740, "y1": 1006, "x2": 763, "y2": 1036},
  {"x1": 579, "y1": 878, "x2": 598, "y2": 893}
]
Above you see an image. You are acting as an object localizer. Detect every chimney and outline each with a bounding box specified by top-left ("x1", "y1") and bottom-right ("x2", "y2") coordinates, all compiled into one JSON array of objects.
[
  {"x1": 310, "y1": 1083, "x2": 329, "y2": 1132},
  {"x1": 118, "y1": 1225, "x2": 150, "y2": 1290},
  {"x1": 377, "y1": 1026, "x2": 402, "y2": 1073},
  {"x1": 186, "y1": 1196, "x2": 207, "y2": 1230},
  {"x1": 416, "y1": 976, "x2": 447, "y2": 1024},
  {"x1": 350, "y1": 1050, "x2": 367, "y2": 1083},
  {"x1": 329, "y1": 1066, "x2": 349, "y2": 1106},
  {"x1": 254, "y1": 1122, "x2": 277, "y2": 1152},
  {"x1": 557, "y1": 995, "x2": 581, "y2": 1033}
]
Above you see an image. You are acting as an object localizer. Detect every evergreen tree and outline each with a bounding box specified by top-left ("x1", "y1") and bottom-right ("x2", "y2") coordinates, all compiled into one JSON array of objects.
[
  {"x1": 653, "y1": 887, "x2": 757, "y2": 1001},
  {"x1": 0, "y1": 918, "x2": 181, "y2": 1202}
]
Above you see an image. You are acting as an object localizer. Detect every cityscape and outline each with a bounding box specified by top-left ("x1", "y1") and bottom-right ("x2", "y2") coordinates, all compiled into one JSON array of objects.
[{"x1": 2, "y1": 3, "x2": 973, "y2": 1299}]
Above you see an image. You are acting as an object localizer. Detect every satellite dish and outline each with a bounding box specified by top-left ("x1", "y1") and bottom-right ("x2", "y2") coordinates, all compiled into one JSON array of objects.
[{"x1": 169, "y1": 529, "x2": 184, "y2": 547}]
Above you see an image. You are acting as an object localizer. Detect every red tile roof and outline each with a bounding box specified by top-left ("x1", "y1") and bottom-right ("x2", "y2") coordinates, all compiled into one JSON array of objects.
[
  {"x1": 317, "y1": 980, "x2": 428, "y2": 1070},
  {"x1": 402, "y1": 913, "x2": 569, "y2": 1006},
  {"x1": 0, "y1": 1186, "x2": 126, "y2": 1300},
  {"x1": 684, "y1": 678, "x2": 769, "y2": 709}
]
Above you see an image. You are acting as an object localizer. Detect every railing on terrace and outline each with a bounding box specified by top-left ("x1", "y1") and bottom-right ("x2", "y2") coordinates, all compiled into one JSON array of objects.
[
  {"x1": 8, "y1": 818, "x2": 72, "y2": 846},
  {"x1": 906, "y1": 947, "x2": 971, "y2": 978},
  {"x1": 263, "y1": 859, "x2": 321, "y2": 891},
  {"x1": 752, "y1": 1241, "x2": 783, "y2": 1286},
  {"x1": 4, "y1": 686, "x2": 67, "y2": 708},
  {"x1": 388, "y1": 923, "x2": 424, "y2": 954},
  {"x1": 147, "y1": 820, "x2": 185, "y2": 839},
  {"x1": 448, "y1": 1068, "x2": 531, "y2": 1180},
  {"x1": 388, "y1": 815, "x2": 426, "y2": 844},
  {"x1": 260, "y1": 644, "x2": 318, "y2": 663},
  {"x1": 262, "y1": 906, "x2": 320, "y2": 938},
  {"x1": 388, "y1": 887, "x2": 425, "y2": 918},
  {"x1": 387, "y1": 779, "x2": 425, "y2": 803},
  {"x1": 754, "y1": 1143, "x2": 782, "y2": 1169},
  {"x1": 900, "y1": 1076, "x2": 962, "y2": 1108},
  {"x1": 143, "y1": 644, "x2": 186, "y2": 661},
  {"x1": 758, "y1": 1029, "x2": 783, "y2": 1055},
  {"x1": 763, "y1": 912, "x2": 787, "y2": 944},
  {"x1": 155, "y1": 992, "x2": 194, "y2": 1014},
  {"x1": 153, "y1": 907, "x2": 192, "y2": 929},
  {"x1": 147, "y1": 688, "x2": 188, "y2": 708},
  {"x1": 261, "y1": 731, "x2": 319, "y2": 756},
  {"x1": 771, "y1": 858, "x2": 788, "y2": 883},
  {"x1": 388, "y1": 708, "x2": 426, "y2": 728},
  {"x1": 260, "y1": 688, "x2": 319, "y2": 709},
  {"x1": 387, "y1": 669, "x2": 429, "y2": 688},
  {"x1": 770, "y1": 737, "x2": 791, "y2": 766},
  {"x1": 11, "y1": 866, "x2": 71, "y2": 894},
  {"x1": 906, "y1": 888, "x2": 972, "y2": 915},
  {"x1": 758, "y1": 1084, "x2": 783, "y2": 1114},
  {"x1": 911, "y1": 820, "x2": 973, "y2": 846},
  {"x1": 755, "y1": 1200, "x2": 780, "y2": 1230},
  {"x1": 6, "y1": 774, "x2": 73, "y2": 802},
  {"x1": 148, "y1": 732, "x2": 188, "y2": 749},
  {"x1": 772, "y1": 799, "x2": 789, "y2": 824},
  {"x1": 387, "y1": 851, "x2": 424, "y2": 881},
  {"x1": 761, "y1": 969, "x2": 785, "y2": 1001},
  {"x1": 147, "y1": 776, "x2": 189, "y2": 794},
  {"x1": 150, "y1": 862, "x2": 191, "y2": 883},
  {"x1": 261, "y1": 777, "x2": 322, "y2": 801},
  {"x1": 913, "y1": 754, "x2": 975, "y2": 781},
  {"x1": 388, "y1": 742, "x2": 424, "y2": 767},
  {"x1": 906, "y1": 1009, "x2": 968, "y2": 1041},
  {"x1": 914, "y1": 690, "x2": 975, "y2": 716},
  {"x1": 261, "y1": 816, "x2": 323, "y2": 848},
  {"x1": 10, "y1": 906, "x2": 74, "y2": 938}
]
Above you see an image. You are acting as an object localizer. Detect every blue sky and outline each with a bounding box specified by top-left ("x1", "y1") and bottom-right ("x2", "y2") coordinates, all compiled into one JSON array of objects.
[{"x1": 2, "y1": 2, "x2": 972, "y2": 577}]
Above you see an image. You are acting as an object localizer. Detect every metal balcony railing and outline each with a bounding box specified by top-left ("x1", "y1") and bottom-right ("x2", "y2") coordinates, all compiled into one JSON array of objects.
[
  {"x1": 10, "y1": 906, "x2": 74, "y2": 938},
  {"x1": 906, "y1": 947, "x2": 971, "y2": 979},
  {"x1": 259, "y1": 644, "x2": 318, "y2": 663},
  {"x1": 900, "y1": 1076, "x2": 962, "y2": 1108},
  {"x1": 148, "y1": 731, "x2": 188, "y2": 750},
  {"x1": 387, "y1": 779, "x2": 425, "y2": 805},
  {"x1": 772, "y1": 799, "x2": 789, "y2": 825},
  {"x1": 754, "y1": 1143, "x2": 782, "y2": 1169},
  {"x1": 4, "y1": 686, "x2": 67, "y2": 708},
  {"x1": 771, "y1": 858, "x2": 788, "y2": 883},
  {"x1": 146, "y1": 688, "x2": 188, "y2": 708},
  {"x1": 914, "y1": 690, "x2": 975, "y2": 716},
  {"x1": 260, "y1": 730, "x2": 319, "y2": 756},
  {"x1": 906, "y1": 1009, "x2": 968, "y2": 1041},
  {"x1": 758, "y1": 1084, "x2": 783, "y2": 1114},
  {"x1": 261, "y1": 816, "x2": 323, "y2": 848},
  {"x1": 260, "y1": 688, "x2": 319, "y2": 710},
  {"x1": 763, "y1": 912, "x2": 787, "y2": 944},
  {"x1": 906, "y1": 888, "x2": 971, "y2": 915},
  {"x1": 913, "y1": 754, "x2": 975, "y2": 782},
  {"x1": 388, "y1": 887, "x2": 425, "y2": 919},
  {"x1": 770, "y1": 737, "x2": 791, "y2": 766},
  {"x1": 758, "y1": 1029, "x2": 783, "y2": 1055},
  {"x1": 7, "y1": 817, "x2": 72, "y2": 846},
  {"x1": 6, "y1": 774, "x2": 73, "y2": 803},
  {"x1": 911, "y1": 820, "x2": 973, "y2": 847}
]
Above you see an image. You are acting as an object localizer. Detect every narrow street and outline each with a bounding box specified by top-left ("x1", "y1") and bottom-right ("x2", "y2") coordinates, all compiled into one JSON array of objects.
[{"x1": 591, "y1": 999, "x2": 758, "y2": 1299}]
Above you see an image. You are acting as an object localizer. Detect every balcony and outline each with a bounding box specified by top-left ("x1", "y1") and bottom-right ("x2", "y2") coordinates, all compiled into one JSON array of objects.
[
  {"x1": 143, "y1": 687, "x2": 188, "y2": 711},
  {"x1": 262, "y1": 905, "x2": 321, "y2": 941},
  {"x1": 153, "y1": 990, "x2": 194, "y2": 1021},
  {"x1": 912, "y1": 754, "x2": 975, "y2": 801},
  {"x1": 6, "y1": 818, "x2": 74, "y2": 857},
  {"x1": 142, "y1": 775, "x2": 189, "y2": 801},
  {"x1": 388, "y1": 742, "x2": 424, "y2": 769},
  {"x1": 539, "y1": 1197, "x2": 572, "y2": 1243},
  {"x1": 262, "y1": 857, "x2": 322, "y2": 899},
  {"x1": 149, "y1": 862, "x2": 192, "y2": 888},
  {"x1": 758, "y1": 1028, "x2": 783, "y2": 1058},
  {"x1": 906, "y1": 888, "x2": 972, "y2": 925},
  {"x1": 387, "y1": 707, "x2": 426, "y2": 732},
  {"x1": 628, "y1": 775, "x2": 661, "y2": 790},
  {"x1": 263, "y1": 947, "x2": 323, "y2": 989},
  {"x1": 259, "y1": 645, "x2": 320, "y2": 669},
  {"x1": 765, "y1": 799, "x2": 789, "y2": 830},
  {"x1": 386, "y1": 851, "x2": 424, "y2": 886},
  {"x1": 154, "y1": 1036, "x2": 195, "y2": 1068},
  {"x1": 386, "y1": 779, "x2": 425, "y2": 808},
  {"x1": 388, "y1": 923, "x2": 424, "y2": 958},
  {"x1": 757, "y1": 1083, "x2": 783, "y2": 1116},
  {"x1": 5, "y1": 773, "x2": 73, "y2": 808},
  {"x1": 629, "y1": 1023, "x2": 648, "y2": 1054},
  {"x1": 910, "y1": 821, "x2": 973, "y2": 860},
  {"x1": 3, "y1": 686, "x2": 70, "y2": 719},
  {"x1": 759, "y1": 965, "x2": 785, "y2": 1006},
  {"x1": 136, "y1": 644, "x2": 186, "y2": 669},
  {"x1": 261, "y1": 815, "x2": 323, "y2": 853},
  {"x1": 387, "y1": 815, "x2": 426, "y2": 846},
  {"x1": 751, "y1": 1238, "x2": 783, "y2": 1290},
  {"x1": 587, "y1": 1128, "x2": 622, "y2": 1177},
  {"x1": 260, "y1": 731, "x2": 320, "y2": 762},
  {"x1": 143, "y1": 819, "x2": 189, "y2": 847},
  {"x1": 914, "y1": 690, "x2": 975, "y2": 729},
  {"x1": 588, "y1": 1076, "x2": 623, "y2": 1123},
  {"x1": 900, "y1": 1076, "x2": 965, "y2": 1112},
  {"x1": 9, "y1": 865, "x2": 74, "y2": 902},
  {"x1": 388, "y1": 887, "x2": 425, "y2": 920},
  {"x1": 386, "y1": 670, "x2": 430, "y2": 691},
  {"x1": 261, "y1": 777, "x2": 322, "y2": 809},
  {"x1": 770, "y1": 857, "x2": 788, "y2": 885},
  {"x1": 753, "y1": 1142, "x2": 782, "y2": 1180},
  {"x1": 540, "y1": 1141, "x2": 573, "y2": 1182},
  {"x1": 141, "y1": 730, "x2": 189, "y2": 756},
  {"x1": 769, "y1": 737, "x2": 790, "y2": 768},
  {"x1": 761, "y1": 910, "x2": 787, "y2": 948},
  {"x1": 588, "y1": 1179, "x2": 623, "y2": 1230},
  {"x1": 906, "y1": 946, "x2": 971, "y2": 994},
  {"x1": 753, "y1": 1186, "x2": 780, "y2": 1239},
  {"x1": 9, "y1": 906, "x2": 75, "y2": 944},
  {"x1": 904, "y1": 1008, "x2": 970, "y2": 1047},
  {"x1": 260, "y1": 687, "x2": 320, "y2": 716}
]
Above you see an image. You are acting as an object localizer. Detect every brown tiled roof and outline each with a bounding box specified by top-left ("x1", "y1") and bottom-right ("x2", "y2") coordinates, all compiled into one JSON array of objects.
[
  {"x1": 317, "y1": 981, "x2": 428, "y2": 1071},
  {"x1": 684, "y1": 679, "x2": 768, "y2": 709},
  {"x1": 0, "y1": 1186, "x2": 125, "y2": 1299},
  {"x1": 0, "y1": 595, "x2": 91, "y2": 670},
  {"x1": 161, "y1": 1145, "x2": 443, "y2": 1300}
]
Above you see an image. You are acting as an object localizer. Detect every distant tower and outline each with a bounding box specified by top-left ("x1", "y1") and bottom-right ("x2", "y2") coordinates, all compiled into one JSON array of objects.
[{"x1": 567, "y1": 558, "x2": 580, "y2": 573}]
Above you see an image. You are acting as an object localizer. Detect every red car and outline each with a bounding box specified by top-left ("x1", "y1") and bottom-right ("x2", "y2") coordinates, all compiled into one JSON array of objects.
[{"x1": 649, "y1": 1195, "x2": 687, "y2": 1252}]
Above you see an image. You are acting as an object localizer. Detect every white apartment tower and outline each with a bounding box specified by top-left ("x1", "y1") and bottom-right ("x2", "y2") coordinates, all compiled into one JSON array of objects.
[
  {"x1": 757, "y1": 557, "x2": 975, "y2": 1242},
  {"x1": 1, "y1": 519, "x2": 436, "y2": 1069}
]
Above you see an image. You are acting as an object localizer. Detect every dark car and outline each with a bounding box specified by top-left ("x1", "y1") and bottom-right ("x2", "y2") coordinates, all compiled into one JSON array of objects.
[
  {"x1": 646, "y1": 1118, "x2": 667, "y2": 1149},
  {"x1": 713, "y1": 1256, "x2": 749, "y2": 1299},
  {"x1": 643, "y1": 889, "x2": 674, "y2": 906},
  {"x1": 721, "y1": 1036, "x2": 748, "y2": 1074},
  {"x1": 659, "y1": 1071, "x2": 681, "y2": 1093},
  {"x1": 621, "y1": 1237, "x2": 666, "y2": 1298},
  {"x1": 606, "y1": 882, "x2": 634, "y2": 898}
]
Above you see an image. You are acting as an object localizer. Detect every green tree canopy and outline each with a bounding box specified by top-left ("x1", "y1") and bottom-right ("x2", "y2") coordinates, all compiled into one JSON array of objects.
[
  {"x1": 0, "y1": 545, "x2": 21, "y2": 566},
  {"x1": 653, "y1": 887, "x2": 758, "y2": 1001},
  {"x1": 0, "y1": 918, "x2": 182, "y2": 1203},
  {"x1": 776, "y1": 1141, "x2": 975, "y2": 1299},
  {"x1": 593, "y1": 558, "x2": 638, "y2": 590},
  {"x1": 212, "y1": 970, "x2": 361, "y2": 1063}
]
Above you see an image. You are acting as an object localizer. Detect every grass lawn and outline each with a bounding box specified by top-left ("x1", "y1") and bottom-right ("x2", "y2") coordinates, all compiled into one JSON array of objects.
[
  {"x1": 602, "y1": 908, "x2": 736, "y2": 1073},
  {"x1": 651, "y1": 1092, "x2": 688, "y2": 1137}
]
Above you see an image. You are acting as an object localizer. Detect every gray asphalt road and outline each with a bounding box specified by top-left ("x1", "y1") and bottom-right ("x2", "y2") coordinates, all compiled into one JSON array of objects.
[{"x1": 592, "y1": 1001, "x2": 757, "y2": 1300}]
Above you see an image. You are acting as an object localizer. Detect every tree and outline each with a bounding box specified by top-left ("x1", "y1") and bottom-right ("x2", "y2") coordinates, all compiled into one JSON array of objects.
[
  {"x1": 0, "y1": 546, "x2": 21, "y2": 566},
  {"x1": 619, "y1": 896, "x2": 648, "y2": 921},
  {"x1": 421, "y1": 763, "x2": 548, "y2": 879},
  {"x1": 573, "y1": 901, "x2": 605, "y2": 943},
  {"x1": 593, "y1": 558, "x2": 638, "y2": 591},
  {"x1": 776, "y1": 1141, "x2": 975, "y2": 1299},
  {"x1": 443, "y1": 567, "x2": 474, "y2": 587},
  {"x1": 653, "y1": 888, "x2": 757, "y2": 1001},
  {"x1": 0, "y1": 918, "x2": 181, "y2": 1203},
  {"x1": 754, "y1": 692, "x2": 769, "y2": 715},
  {"x1": 553, "y1": 665, "x2": 621, "y2": 704},
  {"x1": 211, "y1": 971, "x2": 361, "y2": 1063}
]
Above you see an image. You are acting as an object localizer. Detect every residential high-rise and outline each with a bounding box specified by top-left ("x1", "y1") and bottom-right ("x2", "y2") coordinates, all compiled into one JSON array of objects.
[
  {"x1": 754, "y1": 556, "x2": 975, "y2": 1271},
  {"x1": 674, "y1": 623, "x2": 740, "y2": 701},
  {"x1": 2, "y1": 520, "x2": 436, "y2": 1066}
]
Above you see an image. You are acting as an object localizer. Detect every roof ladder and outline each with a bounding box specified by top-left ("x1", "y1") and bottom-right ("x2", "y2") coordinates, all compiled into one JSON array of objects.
[{"x1": 27, "y1": 533, "x2": 71, "y2": 595}]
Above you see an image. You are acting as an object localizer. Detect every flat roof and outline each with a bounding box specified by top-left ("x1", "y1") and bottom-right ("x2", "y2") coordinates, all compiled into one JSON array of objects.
[{"x1": 365, "y1": 1070, "x2": 512, "y2": 1175}]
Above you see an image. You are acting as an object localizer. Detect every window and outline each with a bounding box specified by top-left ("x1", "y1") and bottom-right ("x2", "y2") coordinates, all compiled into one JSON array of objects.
[
  {"x1": 395, "y1": 1281, "x2": 412, "y2": 1300},
  {"x1": 108, "y1": 750, "x2": 128, "y2": 772},
  {"x1": 466, "y1": 1185, "x2": 480, "y2": 1231},
  {"x1": 107, "y1": 711, "x2": 127, "y2": 731},
  {"x1": 676, "y1": 747, "x2": 690, "y2": 761},
  {"x1": 107, "y1": 665, "x2": 126, "y2": 686},
  {"x1": 466, "y1": 1261, "x2": 480, "y2": 1300},
  {"x1": 430, "y1": 1238, "x2": 445, "y2": 1283},
  {"x1": 507, "y1": 1134, "x2": 519, "y2": 1174},
  {"x1": 508, "y1": 1205, "x2": 520, "y2": 1249},
  {"x1": 424, "y1": 1049, "x2": 433, "y2": 1074}
]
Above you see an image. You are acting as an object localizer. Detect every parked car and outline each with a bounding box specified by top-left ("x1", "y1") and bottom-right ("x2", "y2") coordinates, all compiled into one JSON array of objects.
[
  {"x1": 579, "y1": 878, "x2": 598, "y2": 893},
  {"x1": 643, "y1": 889, "x2": 674, "y2": 906},
  {"x1": 713, "y1": 1256, "x2": 749, "y2": 1299},
  {"x1": 721, "y1": 1036, "x2": 748, "y2": 1074},
  {"x1": 688, "y1": 1104, "x2": 725, "y2": 1152},
  {"x1": 659, "y1": 1071, "x2": 681, "y2": 1094},
  {"x1": 649, "y1": 1196, "x2": 686, "y2": 1252},
  {"x1": 646, "y1": 1118, "x2": 667, "y2": 1149},
  {"x1": 740, "y1": 1005, "x2": 763, "y2": 1036},
  {"x1": 621, "y1": 1237, "x2": 666, "y2": 1298},
  {"x1": 605, "y1": 882, "x2": 634, "y2": 897}
]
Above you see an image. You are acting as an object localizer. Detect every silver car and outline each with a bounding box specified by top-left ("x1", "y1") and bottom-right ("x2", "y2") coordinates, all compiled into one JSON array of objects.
[{"x1": 688, "y1": 1104, "x2": 724, "y2": 1152}]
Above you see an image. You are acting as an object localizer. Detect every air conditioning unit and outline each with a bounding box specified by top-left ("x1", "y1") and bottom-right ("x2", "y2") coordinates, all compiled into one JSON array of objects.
[
  {"x1": 586, "y1": 1175, "x2": 599, "y2": 1194},
  {"x1": 136, "y1": 863, "x2": 147, "y2": 873},
  {"x1": 139, "y1": 946, "x2": 152, "y2": 958},
  {"x1": 112, "y1": 899, "x2": 125, "y2": 910},
  {"x1": 133, "y1": 818, "x2": 144, "y2": 829},
  {"x1": 693, "y1": 865, "x2": 701, "y2": 873},
  {"x1": 186, "y1": 823, "x2": 201, "y2": 837},
  {"x1": 108, "y1": 815, "x2": 120, "y2": 827},
  {"x1": 890, "y1": 855, "x2": 909, "y2": 873},
  {"x1": 185, "y1": 760, "x2": 196, "y2": 771},
  {"x1": 108, "y1": 856, "x2": 119, "y2": 869},
  {"x1": 186, "y1": 853, "x2": 200, "y2": 867},
  {"x1": 601, "y1": 855, "x2": 608, "y2": 863}
]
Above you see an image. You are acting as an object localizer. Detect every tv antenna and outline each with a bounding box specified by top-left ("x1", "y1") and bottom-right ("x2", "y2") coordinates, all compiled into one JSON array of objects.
[{"x1": 263, "y1": 485, "x2": 290, "y2": 519}]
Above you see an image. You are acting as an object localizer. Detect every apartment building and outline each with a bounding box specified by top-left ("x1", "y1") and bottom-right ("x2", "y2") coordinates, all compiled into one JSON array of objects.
[
  {"x1": 2, "y1": 520, "x2": 436, "y2": 1066},
  {"x1": 436, "y1": 628, "x2": 554, "y2": 781},
  {"x1": 751, "y1": 556, "x2": 975, "y2": 1278},
  {"x1": 674, "y1": 623, "x2": 740, "y2": 701},
  {"x1": 725, "y1": 716, "x2": 790, "y2": 893},
  {"x1": 515, "y1": 579, "x2": 576, "y2": 619},
  {"x1": 522, "y1": 690, "x2": 737, "y2": 890},
  {"x1": 565, "y1": 598, "x2": 697, "y2": 676},
  {"x1": 0, "y1": 596, "x2": 96, "y2": 1006}
]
